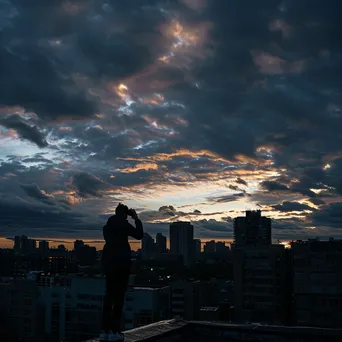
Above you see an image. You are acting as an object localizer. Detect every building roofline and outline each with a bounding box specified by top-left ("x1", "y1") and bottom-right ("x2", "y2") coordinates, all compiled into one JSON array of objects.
[{"x1": 85, "y1": 319, "x2": 342, "y2": 342}]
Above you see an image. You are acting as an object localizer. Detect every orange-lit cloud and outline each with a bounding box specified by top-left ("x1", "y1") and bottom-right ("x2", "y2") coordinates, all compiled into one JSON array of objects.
[
  {"x1": 118, "y1": 148, "x2": 231, "y2": 163},
  {"x1": 159, "y1": 19, "x2": 212, "y2": 65},
  {"x1": 118, "y1": 163, "x2": 159, "y2": 173},
  {"x1": 140, "y1": 93, "x2": 165, "y2": 105},
  {"x1": 0, "y1": 129, "x2": 17, "y2": 138}
]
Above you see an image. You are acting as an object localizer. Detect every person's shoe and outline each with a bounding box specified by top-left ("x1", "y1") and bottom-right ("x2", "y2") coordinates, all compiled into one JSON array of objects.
[
  {"x1": 99, "y1": 330, "x2": 109, "y2": 341},
  {"x1": 108, "y1": 331, "x2": 125, "y2": 341}
]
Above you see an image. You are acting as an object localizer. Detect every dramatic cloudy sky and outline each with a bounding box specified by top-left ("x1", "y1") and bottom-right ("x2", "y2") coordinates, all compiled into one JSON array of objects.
[{"x1": 1, "y1": 0, "x2": 342, "y2": 246}]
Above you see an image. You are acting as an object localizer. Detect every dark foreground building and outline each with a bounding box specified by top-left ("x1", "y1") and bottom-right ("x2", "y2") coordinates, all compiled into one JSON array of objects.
[
  {"x1": 291, "y1": 239, "x2": 342, "y2": 328},
  {"x1": 85, "y1": 319, "x2": 342, "y2": 342}
]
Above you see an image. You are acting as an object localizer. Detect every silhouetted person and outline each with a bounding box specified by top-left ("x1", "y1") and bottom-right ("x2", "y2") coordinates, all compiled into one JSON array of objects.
[{"x1": 100, "y1": 203, "x2": 143, "y2": 341}]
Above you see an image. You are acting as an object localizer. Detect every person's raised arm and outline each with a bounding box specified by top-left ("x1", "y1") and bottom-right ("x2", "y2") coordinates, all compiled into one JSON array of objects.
[{"x1": 126, "y1": 209, "x2": 144, "y2": 240}]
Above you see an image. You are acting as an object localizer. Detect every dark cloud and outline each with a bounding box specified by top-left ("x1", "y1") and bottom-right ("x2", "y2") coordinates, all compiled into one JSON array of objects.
[
  {"x1": 206, "y1": 193, "x2": 245, "y2": 204},
  {"x1": 67, "y1": 172, "x2": 113, "y2": 198},
  {"x1": 21, "y1": 156, "x2": 53, "y2": 164},
  {"x1": 0, "y1": 196, "x2": 102, "y2": 239},
  {"x1": 0, "y1": 40, "x2": 97, "y2": 122},
  {"x1": 194, "y1": 219, "x2": 233, "y2": 239},
  {"x1": 308, "y1": 198, "x2": 326, "y2": 206},
  {"x1": 0, "y1": 116, "x2": 48, "y2": 147},
  {"x1": 260, "y1": 181, "x2": 289, "y2": 192},
  {"x1": 0, "y1": 0, "x2": 170, "y2": 123},
  {"x1": 312, "y1": 202, "x2": 342, "y2": 229},
  {"x1": 158, "y1": 205, "x2": 176, "y2": 216},
  {"x1": 19, "y1": 183, "x2": 55, "y2": 205},
  {"x1": 236, "y1": 177, "x2": 248, "y2": 186},
  {"x1": 273, "y1": 201, "x2": 316, "y2": 212}
]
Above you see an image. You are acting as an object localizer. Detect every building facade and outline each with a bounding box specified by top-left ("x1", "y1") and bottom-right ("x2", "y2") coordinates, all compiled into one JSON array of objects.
[
  {"x1": 233, "y1": 210, "x2": 271, "y2": 247},
  {"x1": 156, "y1": 233, "x2": 167, "y2": 254},
  {"x1": 233, "y1": 244, "x2": 290, "y2": 325},
  {"x1": 142, "y1": 233, "x2": 156, "y2": 258},
  {"x1": 291, "y1": 239, "x2": 342, "y2": 328},
  {"x1": 169, "y1": 222, "x2": 194, "y2": 267}
]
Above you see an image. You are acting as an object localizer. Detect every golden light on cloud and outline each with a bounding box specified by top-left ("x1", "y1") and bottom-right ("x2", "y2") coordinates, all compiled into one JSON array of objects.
[
  {"x1": 234, "y1": 153, "x2": 272, "y2": 167},
  {"x1": 118, "y1": 163, "x2": 159, "y2": 173},
  {"x1": 159, "y1": 55, "x2": 170, "y2": 63},
  {"x1": 116, "y1": 83, "x2": 129, "y2": 99},
  {"x1": 143, "y1": 116, "x2": 169, "y2": 130},
  {"x1": 170, "y1": 20, "x2": 199, "y2": 47},
  {"x1": 118, "y1": 148, "x2": 231, "y2": 164},
  {"x1": 141, "y1": 93, "x2": 165, "y2": 105},
  {"x1": 51, "y1": 190, "x2": 83, "y2": 205},
  {"x1": 159, "y1": 19, "x2": 211, "y2": 65},
  {"x1": 65, "y1": 194, "x2": 82, "y2": 205}
]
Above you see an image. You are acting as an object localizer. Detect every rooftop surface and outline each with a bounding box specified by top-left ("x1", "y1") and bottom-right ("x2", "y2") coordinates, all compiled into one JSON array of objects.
[{"x1": 86, "y1": 319, "x2": 342, "y2": 342}]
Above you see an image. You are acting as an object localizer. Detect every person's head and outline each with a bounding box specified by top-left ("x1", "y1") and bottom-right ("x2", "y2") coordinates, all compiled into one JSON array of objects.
[{"x1": 115, "y1": 203, "x2": 129, "y2": 219}]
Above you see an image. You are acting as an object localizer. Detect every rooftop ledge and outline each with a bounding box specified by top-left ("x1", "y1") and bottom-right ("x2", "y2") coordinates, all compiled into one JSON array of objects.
[{"x1": 86, "y1": 319, "x2": 342, "y2": 342}]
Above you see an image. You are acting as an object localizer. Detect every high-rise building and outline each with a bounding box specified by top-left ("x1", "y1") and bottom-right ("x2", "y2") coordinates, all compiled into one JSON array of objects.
[
  {"x1": 233, "y1": 210, "x2": 271, "y2": 247},
  {"x1": 169, "y1": 222, "x2": 194, "y2": 267},
  {"x1": 142, "y1": 233, "x2": 156, "y2": 258},
  {"x1": 72, "y1": 241, "x2": 97, "y2": 267},
  {"x1": 124, "y1": 286, "x2": 171, "y2": 329},
  {"x1": 38, "y1": 240, "x2": 49, "y2": 253},
  {"x1": 233, "y1": 244, "x2": 290, "y2": 325},
  {"x1": 13, "y1": 235, "x2": 36, "y2": 254},
  {"x1": 291, "y1": 238, "x2": 342, "y2": 328},
  {"x1": 28, "y1": 239, "x2": 36, "y2": 251},
  {"x1": 40, "y1": 276, "x2": 170, "y2": 341},
  {"x1": 14, "y1": 235, "x2": 21, "y2": 251},
  {"x1": 194, "y1": 239, "x2": 201, "y2": 258},
  {"x1": 0, "y1": 279, "x2": 40, "y2": 342},
  {"x1": 74, "y1": 240, "x2": 84, "y2": 251},
  {"x1": 204, "y1": 240, "x2": 216, "y2": 253},
  {"x1": 216, "y1": 241, "x2": 228, "y2": 253},
  {"x1": 170, "y1": 280, "x2": 211, "y2": 320},
  {"x1": 156, "y1": 233, "x2": 167, "y2": 254}
]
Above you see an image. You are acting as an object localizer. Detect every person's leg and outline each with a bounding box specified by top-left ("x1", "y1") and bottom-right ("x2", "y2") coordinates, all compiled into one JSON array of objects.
[
  {"x1": 102, "y1": 272, "x2": 115, "y2": 332},
  {"x1": 110, "y1": 267, "x2": 131, "y2": 333}
]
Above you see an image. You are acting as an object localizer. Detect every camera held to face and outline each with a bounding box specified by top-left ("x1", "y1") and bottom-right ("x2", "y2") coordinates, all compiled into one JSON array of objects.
[{"x1": 127, "y1": 208, "x2": 135, "y2": 217}]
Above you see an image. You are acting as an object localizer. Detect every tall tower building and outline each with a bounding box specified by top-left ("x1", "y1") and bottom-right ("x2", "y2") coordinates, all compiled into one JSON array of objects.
[
  {"x1": 14, "y1": 236, "x2": 21, "y2": 251},
  {"x1": 156, "y1": 233, "x2": 167, "y2": 254},
  {"x1": 169, "y1": 222, "x2": 194, "y2": 267},
  {"x1": 232, "y1": 211, "x2": 290, "y2": 325},
  {"x1": 193, "y1": 239, "x2": 201, "y2": 258},
  {"x1": 141, "y1": 233, "x2": 155, "y2": 258},
  {"x1": 233, "y1": 244, "x2": 289, "y2": 325},
  {"x1": 74, "y1": 240, "x2": 85, "y2": 251},
  {"x1": 39, "y1": 240, "x2": 49, "y2": 253},
  {"x1": 233, "y1": 210, "x2": 271, "y2": 247}
]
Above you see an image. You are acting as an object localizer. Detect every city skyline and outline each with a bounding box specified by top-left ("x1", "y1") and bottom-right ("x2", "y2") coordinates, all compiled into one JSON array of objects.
[
  {"x1": 1, "y1": 1, "x2": 342, "y2": 245},
  {"x1": 1, "y1": 234, "x2": 233, "y2": 251}
]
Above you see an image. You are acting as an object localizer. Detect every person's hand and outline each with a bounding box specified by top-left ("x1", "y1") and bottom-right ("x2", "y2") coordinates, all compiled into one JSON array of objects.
[{"x1": 131, "y1": 209, "x2": 138, "y2": 220}]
